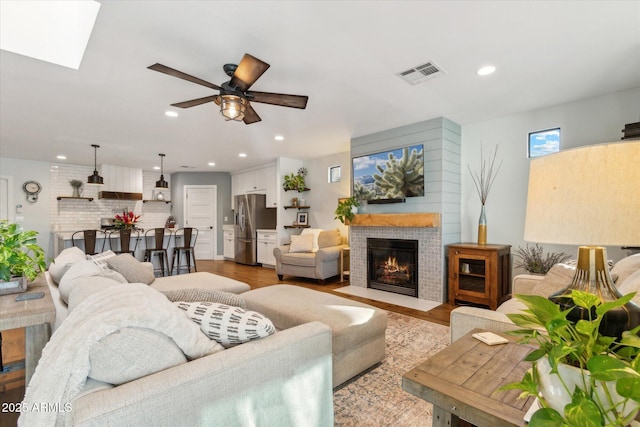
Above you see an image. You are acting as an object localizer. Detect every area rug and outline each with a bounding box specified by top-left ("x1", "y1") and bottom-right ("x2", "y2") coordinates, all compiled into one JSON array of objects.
[{"x1": 333, "y1": 312, "x2": 450, "y2": 426}]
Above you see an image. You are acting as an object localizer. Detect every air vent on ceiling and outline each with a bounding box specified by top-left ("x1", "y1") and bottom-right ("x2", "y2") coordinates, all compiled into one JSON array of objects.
[{"x1": 397, "y1": 61, "x2": 445, "y2": 85}]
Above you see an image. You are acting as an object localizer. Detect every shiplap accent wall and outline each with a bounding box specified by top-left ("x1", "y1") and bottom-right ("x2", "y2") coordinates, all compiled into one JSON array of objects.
[{"x1": 350, "y1": 117, "x2": 461, "y2": 301}]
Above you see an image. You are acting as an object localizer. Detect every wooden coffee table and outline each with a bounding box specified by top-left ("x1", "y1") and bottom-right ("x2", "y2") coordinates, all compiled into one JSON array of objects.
[
  {"x1": 0, "y1": 275, "x2": 55, "y2": 385},
  {"x1": 402, "y1": 329, "x2": 535, "y2": 427}
]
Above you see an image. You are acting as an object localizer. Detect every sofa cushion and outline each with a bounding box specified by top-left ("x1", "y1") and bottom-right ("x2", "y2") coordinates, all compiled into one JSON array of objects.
[
  {"x1": 317, "y1": 229, "x2": 341, "y2": 249},
  {"x1": 149, "y1": 271, "x2": 250, "y2": 294},
  {"x1": 162, "y1": 288, "x2": 247, "y2": 309},
  {"x1": 49, "y1": 247, "x2": 86, "y2": 285},
  {"x1": 611, "y1": 253, "x2": 640, "y2": 287},
  {"x1": 67, "y1": 276, "x2": 125, "y2": 312},
  {"x1": 528, "y1": 263, "x2": 575, "y2": 297},
  {"x1": 106, "y1": 253, "x2": 155, "y2": 285},
  {"x1": 88, "y1": 327, "x2": 188, "y2": 385},
  {"x1": 496, "y1": 297, "x2": 527, "y2": 314},
  {"x1": 175, "y1": 301, "x2": 276, "y2": 348},
  {"x1": 301, "y1": 228, "x2": 323, "y2": 252},
  {"x1": 280, "y1": 252, "x2": 317, "y2": 267},
  {"x1": 289, "y1": 233, "x2": 314, "y2": 253},
  {"x1": 59, "y1": 260, "x2": 127, "y2": 303}
]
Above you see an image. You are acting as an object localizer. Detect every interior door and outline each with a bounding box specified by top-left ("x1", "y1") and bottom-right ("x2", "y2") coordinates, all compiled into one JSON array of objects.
[
  {"x1": 0, "y1": 176, "x2": 13, "y2": 221},
  {"x1": 184, "y1": 185, "x2": 216, "y2": 259}
]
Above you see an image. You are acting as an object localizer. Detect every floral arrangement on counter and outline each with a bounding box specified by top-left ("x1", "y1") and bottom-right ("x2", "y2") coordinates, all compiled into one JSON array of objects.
[{"x1": 114, "y1": 209, "x2": 140, "y2": 229}]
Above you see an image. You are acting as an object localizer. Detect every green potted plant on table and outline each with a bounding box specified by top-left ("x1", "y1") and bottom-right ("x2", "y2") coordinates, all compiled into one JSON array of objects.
[
  {"x1": 334, "y1": 197, "x2": 360, "y2": 224},
  {"x1": 501, "y1": 291, "x2": 640, "y2": 427},
  {"x1": 0, "y1": 221, "x2": 46, "y2": 294},
  {"x1": 514, "y1": 243, "x2": 572, "y2": 274}
]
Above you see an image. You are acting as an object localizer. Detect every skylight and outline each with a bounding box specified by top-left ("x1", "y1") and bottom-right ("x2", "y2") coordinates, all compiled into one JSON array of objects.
[{"x1": 0, "y1": 0, "x2": 100, "y2": 70}]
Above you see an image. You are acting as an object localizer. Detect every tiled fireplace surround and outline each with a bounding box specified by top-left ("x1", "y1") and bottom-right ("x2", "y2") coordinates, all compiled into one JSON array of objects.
[{"x1": 349, "y1": 218, "x2": 443, "y2": 302}]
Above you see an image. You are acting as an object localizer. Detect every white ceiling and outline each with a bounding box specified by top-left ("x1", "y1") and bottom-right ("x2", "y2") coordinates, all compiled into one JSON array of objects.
[{"x1": 1, "y1": 1, "x2": 639, "y2": 174}]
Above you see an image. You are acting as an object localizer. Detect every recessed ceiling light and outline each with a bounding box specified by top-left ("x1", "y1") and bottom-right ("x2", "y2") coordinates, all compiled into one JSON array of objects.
[
  {"x1": 274, "y1": 135, "x2": 284, "y2": 141},
  {"x1": 208, "y1": 162, "x2": 216, "y2": 167},
  {"x1": 239, "y1": 153, "x2": 247, "y2": 158},
  {"x1": 477, "y1": 65, "x2": 496, "y2": 76},
  {"x1": 165, "y1": 110, "x2": 178, "y2": 117},
  {"x1": 56, "y1": 155, "x2": 67, "y2": 160},
  {"x1": 153, "y1": 166, "x2": 160, "y2": 170}
]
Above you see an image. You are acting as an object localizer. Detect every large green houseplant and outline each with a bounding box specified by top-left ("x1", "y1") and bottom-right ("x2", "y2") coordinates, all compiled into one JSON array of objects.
[
  {"x1": 334, "y1": 197, "x2": 359, "y2": 224},
  {"x1": 502, "y1": 291, "x2": 640, "y2": 427},
  {"x1": 0, "y1": 221, "x2": 46, "y2": 286}
]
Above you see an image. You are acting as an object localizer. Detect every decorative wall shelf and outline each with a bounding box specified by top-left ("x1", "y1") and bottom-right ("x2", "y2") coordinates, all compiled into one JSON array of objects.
[
  {"x1": 284, "y1": 205, "x2": 310, "y2": 210},
  {"x1": 57, "y1": 196, "x2": 94, "y2": 201},
  {"x1": 143, "y1": 200, "x2": 171, "y2": 204},
  {"x1": 283, "y1": 188, "x2": 310, "y2": 192},
  {"x1": 284, "y1": 225, "x2": 311, "y2": 229}
]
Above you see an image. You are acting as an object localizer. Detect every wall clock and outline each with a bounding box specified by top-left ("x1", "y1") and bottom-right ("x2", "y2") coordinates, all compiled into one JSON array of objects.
[{"x1": 23, "y1": 180, "x2": 42, "y2": 203}]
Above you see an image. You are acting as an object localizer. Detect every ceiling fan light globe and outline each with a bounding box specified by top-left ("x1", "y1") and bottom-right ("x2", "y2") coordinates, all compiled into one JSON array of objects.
[{"x1": 220, "y1": 95, "x2": 247, "y2": 121}]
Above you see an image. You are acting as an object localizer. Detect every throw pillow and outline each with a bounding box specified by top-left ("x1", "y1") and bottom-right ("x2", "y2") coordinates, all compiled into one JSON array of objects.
[
  {"x1": 616, "y1": 269, "x2": 640, "y2": 306},
  {"x1": 175, "y1": 301, "x2": 276, "y2": 348},
  {"x1": 529, "y1": 263, "x2": 575, "y2": 297},
  {"x1": 162, "y1": 288, "x2": 247, "y2": 309},
  {"x1": 611, "y1": 253, "x2": 640, "y2": 287},
  {"x1": 59, "y1": 265, "x2": 127, "y2": 304},
  {"x1": 48, "y1": 247, "x2": 86, "y2": 285},
  {"x1": 88, "y1": 327, "x2": 188, "y2": 385},
  {"x1": 289, "y1": 233, "x2": 314, "y2": 253},
  {"x1": 106, "y1": 253, "x2": 155, "y2": 285},
  {"x1": 87, "y1": 250, "x2": 117, "y2": 271},
  {"x1": 301, "y1": 228, "x2": 323, "y2": 252},
  {"x1": 317, "y1": 229, "x2": 341, "y2": 249}
]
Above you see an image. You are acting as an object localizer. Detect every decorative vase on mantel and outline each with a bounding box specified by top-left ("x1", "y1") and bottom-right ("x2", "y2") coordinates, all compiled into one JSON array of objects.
[{"x1": 477, "y1": 205, "x2": 487, "y2": 245}]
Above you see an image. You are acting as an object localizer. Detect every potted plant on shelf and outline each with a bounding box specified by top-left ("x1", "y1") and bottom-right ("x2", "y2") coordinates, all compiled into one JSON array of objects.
[
  {"x1": 69, "y1": 179, "x2": 84, "y2": 197},
  {"x1": 0, "y1": 221, "x2": 46, "y2": 294},
  {"x1": 282, "y1": 167, "x2": 308, "y2": 192},
  {"x1": 334, "y1": 197, "x2": 360, "y2": 224},
  {"x1": 514, "y1": 243, "x2": 572, "y2": 275},
  {"x1": 501, "y1": 291, "x2": 640, "y2": 427}
]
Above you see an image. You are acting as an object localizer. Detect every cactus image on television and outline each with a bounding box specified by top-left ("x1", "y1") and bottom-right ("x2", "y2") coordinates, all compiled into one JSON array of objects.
[{"x1": 352, "y1": 144, "x2": 424, "y2": 202}]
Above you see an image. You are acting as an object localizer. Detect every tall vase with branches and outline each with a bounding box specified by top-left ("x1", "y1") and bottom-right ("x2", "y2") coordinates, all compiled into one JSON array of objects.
[{"x1": 468, "y1": 145, "x2": 502, "y2": 245}]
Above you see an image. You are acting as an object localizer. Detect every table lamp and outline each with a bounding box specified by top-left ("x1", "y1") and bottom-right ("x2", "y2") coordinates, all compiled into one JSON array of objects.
[{"x1": 524, "y1": 141, "x2": 640, "y2": 338}]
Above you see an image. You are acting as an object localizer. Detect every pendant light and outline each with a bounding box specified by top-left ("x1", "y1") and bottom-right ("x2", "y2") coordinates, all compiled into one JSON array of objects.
[
  {"x1": 86, "y1": 144, "x2": 104, "y2": 185},
  {"x1": 155, "y1": 153, "x2": 169, "y2": 189}
]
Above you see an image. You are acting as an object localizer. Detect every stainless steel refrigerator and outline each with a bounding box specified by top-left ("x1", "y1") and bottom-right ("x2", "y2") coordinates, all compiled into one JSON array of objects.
[{"x1": 234, "y1": 194, "x2": 277, "y2": 265}]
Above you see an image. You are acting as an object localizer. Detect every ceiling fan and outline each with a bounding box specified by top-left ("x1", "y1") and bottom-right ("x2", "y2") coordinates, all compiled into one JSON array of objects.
[{"x1": 148, "y1": 53, "x2": 308, "y2": 125}]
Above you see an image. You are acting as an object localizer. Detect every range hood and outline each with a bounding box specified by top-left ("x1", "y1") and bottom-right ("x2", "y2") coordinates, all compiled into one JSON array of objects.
[{"x1": 98, "y1": 191, "x2": 143, "y2": 200}]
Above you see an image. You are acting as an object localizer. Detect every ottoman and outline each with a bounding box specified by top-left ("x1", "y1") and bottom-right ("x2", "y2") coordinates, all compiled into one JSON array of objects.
[{"x1": 242, "y1": 284, "x2": 388, "y2": 386}]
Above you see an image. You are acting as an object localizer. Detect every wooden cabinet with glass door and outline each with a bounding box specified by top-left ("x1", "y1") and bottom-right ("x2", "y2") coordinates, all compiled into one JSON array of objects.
[{"x1": 447, "y1": 243, "x2": 511, "y2": 310}]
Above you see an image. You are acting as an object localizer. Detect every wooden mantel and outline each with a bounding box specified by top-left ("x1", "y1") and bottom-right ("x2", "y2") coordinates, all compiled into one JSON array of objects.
[{"x1": 348, "y1": 212, "x2": 440, "y2": 227}]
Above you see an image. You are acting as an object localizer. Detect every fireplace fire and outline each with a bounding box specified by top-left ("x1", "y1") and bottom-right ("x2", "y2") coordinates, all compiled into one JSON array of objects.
[{"x1": 367, "y1": 238, "x2": 418, "y2": 297}]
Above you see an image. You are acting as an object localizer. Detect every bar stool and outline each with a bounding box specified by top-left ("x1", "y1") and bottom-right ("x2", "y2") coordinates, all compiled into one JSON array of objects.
[
  {"x1": 71, "y1": 229, "x2": 107, "y2": 255},
  {"x1": 171, "y1": 227, "x2": 198, "y2": 275},
  {"x1": 108, "y1": 228, "x2": 140, "y2": 255},
  {"x1": 144, "y1": 228, "x2": 171, "y2": 277}
]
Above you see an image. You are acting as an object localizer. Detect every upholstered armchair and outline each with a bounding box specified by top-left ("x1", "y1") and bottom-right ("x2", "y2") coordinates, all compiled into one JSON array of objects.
[{"x1": 274, "y1": 229, "x2": 347, "y2": 283}]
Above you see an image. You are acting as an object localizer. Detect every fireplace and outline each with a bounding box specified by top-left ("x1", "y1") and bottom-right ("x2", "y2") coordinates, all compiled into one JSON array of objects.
[{"x1": 367, "y1": 238, "x2": 418, "y2": 297}]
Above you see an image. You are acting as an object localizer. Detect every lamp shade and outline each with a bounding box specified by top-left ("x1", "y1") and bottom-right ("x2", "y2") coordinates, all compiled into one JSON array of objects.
[{"x1": 524, "y1": 141, "x2": 640, "y2": 246}]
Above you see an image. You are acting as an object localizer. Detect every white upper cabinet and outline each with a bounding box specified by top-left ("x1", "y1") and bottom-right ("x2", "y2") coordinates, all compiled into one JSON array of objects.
[
  {"x1": 100, "y1": 165, "x2": 143, "y2": 193},
  {"x1": 232, "y1": 164, "x2": 277, "y2": 208}
]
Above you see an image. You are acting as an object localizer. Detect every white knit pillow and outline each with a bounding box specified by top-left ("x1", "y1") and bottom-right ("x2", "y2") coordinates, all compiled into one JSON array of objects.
[
  {"x1": 289, "y1": 233, "x2": 314, "y2": 253},
  {"x1": 175, "y1": 302, "x2": 275, "y2": 347}
]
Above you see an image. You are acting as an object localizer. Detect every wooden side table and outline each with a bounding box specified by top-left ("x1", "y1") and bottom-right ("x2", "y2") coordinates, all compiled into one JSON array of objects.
[
  {"x1": 402, "y1": 329, "x2": 535, "y2": 427},
  {"x1": 340, "y1": 247, "x2": 350, "y2": 282},
  {"x1": 0, "y1": 275, "x2": 55, "y2": 385}
]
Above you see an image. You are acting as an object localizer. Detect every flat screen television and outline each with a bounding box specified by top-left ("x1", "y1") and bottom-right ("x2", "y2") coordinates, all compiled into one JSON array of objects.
[{"x1": 352, "y1": 144, "x2": 424, "y2": 203}]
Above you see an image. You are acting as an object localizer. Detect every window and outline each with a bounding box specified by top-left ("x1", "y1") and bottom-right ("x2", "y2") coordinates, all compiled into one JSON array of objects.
[
  {"x1": 528, "y1": 128, "x2": 560, "y2": 158},
  {"x1": 328, "y1": 165, "x2": 341, "y2": 183}
]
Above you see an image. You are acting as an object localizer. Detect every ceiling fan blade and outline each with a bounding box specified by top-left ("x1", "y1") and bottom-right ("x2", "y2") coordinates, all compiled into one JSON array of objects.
[
  {"x1": 243, "y1": 104, "x2": 262, "y2": 125},
  {"x1": 170, "y1": 95, "x2": 218, "y2": 108},
  {"x1": 148, "y1": 63, "x2": 221, "y2": 91},
  {"x1": 230, "y1": 54, "x2": 270, "y2": 92},
  {"x1": 245, "y1": 91, "x2": 308, "y2": 109}
]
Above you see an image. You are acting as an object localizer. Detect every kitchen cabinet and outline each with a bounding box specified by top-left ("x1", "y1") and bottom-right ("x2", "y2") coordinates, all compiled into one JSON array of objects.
[
  {"x1": 232, "y1": 164, "x2": 278, "y2": 208},
  {"x1": 257, "y1": 229, "x2": 277, "y2": 267},
  {"x1": 447, "y1": 243, "x2": 511, "y2": 310},
  {"x1": 264, "y1": 165, "x2": 277, "y2": 207},
  {"x1": 223, "y1": 228, "x2": 235, "y2": 260}
]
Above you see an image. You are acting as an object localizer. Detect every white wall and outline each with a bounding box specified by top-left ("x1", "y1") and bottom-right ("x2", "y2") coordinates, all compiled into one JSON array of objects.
[{"x1": 461, "y1": 87, "x2": 640, "y2": 271}]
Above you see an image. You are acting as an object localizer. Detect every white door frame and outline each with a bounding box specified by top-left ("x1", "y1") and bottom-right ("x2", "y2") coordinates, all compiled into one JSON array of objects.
[
  {"x1": 183, "y1": 185, "x2": 218, "y2": 260},
  {"x1": 0, "y1": 175, "x2": 14, "y2": 222}
]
